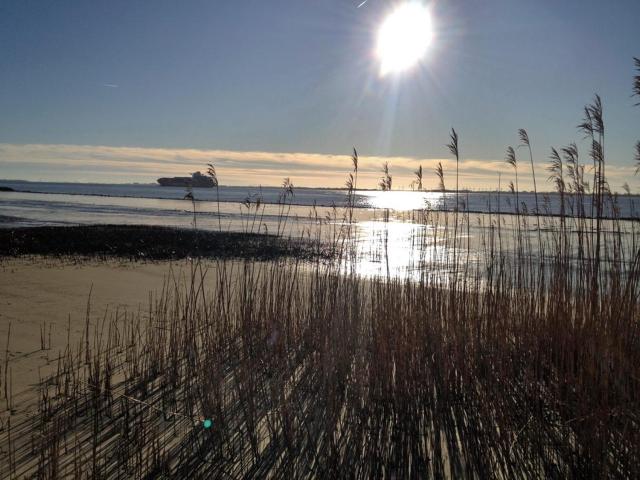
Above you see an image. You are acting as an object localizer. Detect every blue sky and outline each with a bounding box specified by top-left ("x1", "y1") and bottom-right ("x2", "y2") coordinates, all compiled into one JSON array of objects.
[{"x1": 0, "y1": 0, "x2": 639, "y2": 189}]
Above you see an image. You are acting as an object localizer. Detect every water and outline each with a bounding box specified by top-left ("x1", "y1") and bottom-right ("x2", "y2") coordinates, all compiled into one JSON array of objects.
[
  {"x1": 1, "y1": 180, "x2": 638, "y2": 280},
  {"x1": 1, "y1": 179, "x2": 639, "y2": 218}
]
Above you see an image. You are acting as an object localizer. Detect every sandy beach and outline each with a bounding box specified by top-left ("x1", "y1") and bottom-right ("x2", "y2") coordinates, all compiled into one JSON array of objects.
[{"x1": 0, "y1": 258, "x2": 185, "y2": 403}]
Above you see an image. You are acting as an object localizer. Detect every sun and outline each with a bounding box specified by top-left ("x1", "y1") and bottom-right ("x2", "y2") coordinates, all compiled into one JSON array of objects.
[{"x1": 376, "y1": 2, "x2": 433, "y2": 76}]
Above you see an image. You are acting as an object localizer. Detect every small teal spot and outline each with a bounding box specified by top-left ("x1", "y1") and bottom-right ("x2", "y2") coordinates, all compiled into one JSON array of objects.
[{"x1": 203, "y1": 419, "x2": 213, "y2": 429}]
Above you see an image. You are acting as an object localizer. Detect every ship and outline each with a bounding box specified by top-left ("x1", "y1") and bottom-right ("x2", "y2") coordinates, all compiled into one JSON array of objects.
[{"x1": 157, "y1": 171, "x2": 214, "y2": 188}]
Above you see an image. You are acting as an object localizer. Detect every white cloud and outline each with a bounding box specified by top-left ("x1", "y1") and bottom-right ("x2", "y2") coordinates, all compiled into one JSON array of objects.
[{"x1": 0, "y1": 142, "x2": 636, "y2": 191}]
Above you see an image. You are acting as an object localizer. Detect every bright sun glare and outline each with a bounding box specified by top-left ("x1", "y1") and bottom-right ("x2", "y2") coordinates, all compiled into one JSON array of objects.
[{"x1": 376, "y1": 2, "x2": 433, "y2": 76}]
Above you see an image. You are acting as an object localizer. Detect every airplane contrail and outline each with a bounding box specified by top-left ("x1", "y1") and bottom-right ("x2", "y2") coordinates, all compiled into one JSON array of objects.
[{"x1": 357, "y1": 0, "x2": 368, "y2": 8}]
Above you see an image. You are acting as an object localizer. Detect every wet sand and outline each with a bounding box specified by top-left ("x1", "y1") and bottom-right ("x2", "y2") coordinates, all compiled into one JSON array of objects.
[{"x1": 0, "y1": 224, "x2": 326, "y2": 260}]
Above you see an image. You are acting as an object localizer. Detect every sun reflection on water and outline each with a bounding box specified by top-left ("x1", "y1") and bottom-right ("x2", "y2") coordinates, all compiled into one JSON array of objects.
[
  {"x1": 342, "y1": 219, "x2": 460, "y2": 281},
  {"x1": 357, "y1": 190, "x2": 449, "y2": 211}
]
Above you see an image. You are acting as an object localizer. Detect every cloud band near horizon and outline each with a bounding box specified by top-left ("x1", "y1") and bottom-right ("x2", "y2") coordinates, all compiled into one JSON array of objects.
[{"x1": 0, "y1": 143, "x2": 636, "y2": 192}]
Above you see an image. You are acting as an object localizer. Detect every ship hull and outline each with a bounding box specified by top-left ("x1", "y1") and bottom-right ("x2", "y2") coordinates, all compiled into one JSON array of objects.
[{"x1": 157, "y1": 177, "x2": 214, "y2": 188}]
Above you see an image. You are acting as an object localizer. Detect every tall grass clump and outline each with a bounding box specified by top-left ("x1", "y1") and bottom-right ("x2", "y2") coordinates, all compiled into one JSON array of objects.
[
  {"x1": 379, "y1": 162, "x2": 392, "y2": 191},
  {"x1": 633, "y1": 57, "x2": 640, "y2": 105},
  {"x1": 183, "y1": 187, "x2": 197, "y2": 229},
  {"x1": 634, "y1": 58, "x2": 640, "y2": 176},
  {"x1": 518, "y1": 129, "x2": 542, "y2": 248},
  {"x1": 207, "y1": 163, "x2": 221, "y2": 231},
  {"x1": 435, "y1": 161, "x2": 445, "y2": 193},
  {"x1": 413, "y1": 165, "x2": 423, "y2": 191}
]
